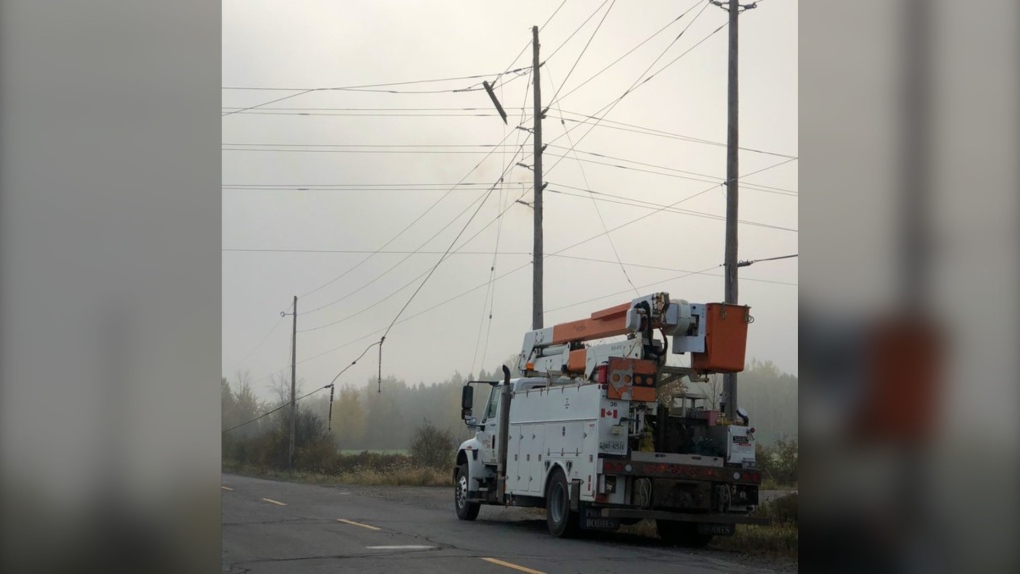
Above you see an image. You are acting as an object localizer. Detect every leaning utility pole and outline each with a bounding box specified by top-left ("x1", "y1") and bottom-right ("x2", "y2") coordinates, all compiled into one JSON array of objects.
[
  {"x1": 722, "y1": 0, "x2": 740, "y2": 421},
  {"x1": 288, "y1": 295, "x2": 297, "y2": 468},
  {"x1": 532, "y1": 25, "x2": 545, "y2": 330}
]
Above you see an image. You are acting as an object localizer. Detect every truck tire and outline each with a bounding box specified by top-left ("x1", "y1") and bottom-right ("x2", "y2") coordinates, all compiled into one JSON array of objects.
[
  {"x1": 545, "y1": 468, "x2": 580, "y2": 538},
  {"x1": 656, "y1": 519, "x2": 713, "y2": 548},
  {"x1": 455, "y1": 463, "x2": 480, "y2": 521}
]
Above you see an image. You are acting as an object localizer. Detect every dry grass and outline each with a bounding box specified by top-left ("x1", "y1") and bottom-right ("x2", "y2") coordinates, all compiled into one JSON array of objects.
[
  {"x1": 223, "y1": 461, "x2": 452, "y2": 487},
  {"x1": 617, "y1": 493, "x2": 798, "y2": 561},
  {"x1": 713, "y1": 523, "x2": 798, "y2": 558}
]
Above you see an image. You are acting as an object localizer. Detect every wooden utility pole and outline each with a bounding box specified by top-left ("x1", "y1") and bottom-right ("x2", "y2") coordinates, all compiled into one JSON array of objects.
[
  {"x1": 722, "y1": 0, "x2": 740, "y2": 421},
  {"x1": 532, "y1": 25, "x2": 545, "y2": 331},
  {"x1": 289, "y1": 295, "x2": 297, "y2": 468}
]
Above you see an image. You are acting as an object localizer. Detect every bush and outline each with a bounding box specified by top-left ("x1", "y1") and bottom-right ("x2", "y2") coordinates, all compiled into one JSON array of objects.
[
  {"x1": 754, "y1": 493, "x2": 798, "y2": 525},
  {"x1": 755, "y1": 437, "x2": 798, "y2": 487},
  {"x1": 408, "y1": 419, "x2": 455, "y2": 470}
]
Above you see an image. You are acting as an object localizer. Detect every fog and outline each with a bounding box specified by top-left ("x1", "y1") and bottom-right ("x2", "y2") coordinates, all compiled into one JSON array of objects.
[{"x1": 221, "y1": 0, "x2": 798, "y2": 402}]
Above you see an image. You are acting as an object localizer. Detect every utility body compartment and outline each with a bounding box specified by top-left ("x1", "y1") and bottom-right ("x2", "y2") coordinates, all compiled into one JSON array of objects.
[{"x1": 505, "y1": 383, "x2": 627, "y2": 501}]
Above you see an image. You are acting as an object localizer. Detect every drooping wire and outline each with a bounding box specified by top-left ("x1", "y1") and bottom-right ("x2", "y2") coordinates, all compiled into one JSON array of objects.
[{"x1": 221, "y1": 383, "x2": 333, "y2": 434}]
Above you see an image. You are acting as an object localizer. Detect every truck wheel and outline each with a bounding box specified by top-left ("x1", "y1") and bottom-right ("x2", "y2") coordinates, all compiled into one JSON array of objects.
[
  {"x1": 656, "y1": 520, "x2": 713, "y2": 548},
  {"x1": 455, "y1": 463, "x2": 480, "y2": 521},
  {"x1": 545, "y1": 468, "x2": 580, "y2": 538}
]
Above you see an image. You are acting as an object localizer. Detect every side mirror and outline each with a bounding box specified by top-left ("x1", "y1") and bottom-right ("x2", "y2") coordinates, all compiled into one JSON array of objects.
[{"x1": 461, "y1": 385, "x2": 474, "y2": 420}]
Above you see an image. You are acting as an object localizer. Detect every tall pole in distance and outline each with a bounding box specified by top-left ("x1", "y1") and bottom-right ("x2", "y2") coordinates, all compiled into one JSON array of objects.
[
  {"x1": 289, "y1": 295, "x2": 297, "y2": 468},
  {"x1": 532, "y1": 25, "x2": 545, "y2": 331},
  {"x1": 722, "y1": 0, "x2": 740, "y2": 421}
]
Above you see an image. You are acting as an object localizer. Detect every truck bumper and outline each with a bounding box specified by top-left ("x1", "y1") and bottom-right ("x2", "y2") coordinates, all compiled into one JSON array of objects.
[{"x1": 595, "y1": 507, "x2": 769, "y2": 526}]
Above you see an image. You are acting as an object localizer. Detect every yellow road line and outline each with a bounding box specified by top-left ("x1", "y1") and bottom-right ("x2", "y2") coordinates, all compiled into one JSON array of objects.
[
  {"x1": 260, "y1": 498, "x2": 286, "y2": 506},
  {"x1": 481, "y1": 557, "x2": 546, "y2": 574},
  {"x1": 337, "y1": 518, "x2": 381, "y2": 531},
  {"x1": 221, "y1": 486, "x2": 233, "y2": 491}
]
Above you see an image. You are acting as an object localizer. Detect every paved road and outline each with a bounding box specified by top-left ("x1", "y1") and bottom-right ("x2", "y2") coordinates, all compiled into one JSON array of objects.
[{"x1": 222, "y1": 474, "x2": 789, "y2": 574}]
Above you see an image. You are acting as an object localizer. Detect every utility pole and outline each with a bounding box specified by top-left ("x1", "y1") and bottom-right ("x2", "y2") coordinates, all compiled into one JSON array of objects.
[
  {"x1": 532, "y1": 25, "x2": 545, "y2": 330},
  {"x1": 721, "y1": 0, "x2": 742, "y2": 421},
  {"x1": 289, "y1": 296, "x2": 297, "y2": 468}
]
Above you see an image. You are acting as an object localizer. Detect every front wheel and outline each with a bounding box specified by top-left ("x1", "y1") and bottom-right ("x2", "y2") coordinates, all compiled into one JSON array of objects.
[
  {"x1": 545, "y1": 468, "x2": 580, "y2": 538},
  {"x1": 454, "y1": 463, "x2": 480, "y2": 521},
  {"x1": 656, "y1": 520, "x2": 713, "y2": 548}
]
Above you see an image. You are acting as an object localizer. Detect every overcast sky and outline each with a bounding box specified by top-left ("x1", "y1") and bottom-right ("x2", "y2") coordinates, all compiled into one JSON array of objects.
[{"x1": 222, "y1": 0, "x2": 798, "y2": 400}]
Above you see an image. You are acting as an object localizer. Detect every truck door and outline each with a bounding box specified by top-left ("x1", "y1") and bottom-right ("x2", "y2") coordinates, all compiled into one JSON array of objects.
[{"x1": 477, "y1": 385, "x2": 501, "y2": 465}]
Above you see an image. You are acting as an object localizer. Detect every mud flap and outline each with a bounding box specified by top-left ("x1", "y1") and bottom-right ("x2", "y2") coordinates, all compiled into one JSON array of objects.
[
  {"x1": 580, "y1": 503, "x2": 621, "y2": 531},
  {"x1": 569, "y1": 480, "x2": 581, "y2": 512},
  {"x1": 697, "y1": 523, "x2": 736, "y2": 536}
]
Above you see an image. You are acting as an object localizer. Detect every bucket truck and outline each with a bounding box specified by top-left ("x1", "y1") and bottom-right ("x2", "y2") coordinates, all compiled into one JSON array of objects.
[{"x1": 454, "y1": 292, "x2": 765, "y2": 546}]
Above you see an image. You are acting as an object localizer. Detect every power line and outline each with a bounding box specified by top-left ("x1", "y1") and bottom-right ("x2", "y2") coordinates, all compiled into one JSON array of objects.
[
  {"x1": 547, "y1": 0, "x2": 616, "y2": 105},
  {"x1": 220, "y1": 107, "x2": 529, "y2": 113},
  {"x1": 222, "y1": 143, "x2": 525, "y2": 149},
  {"x1": 548, "y1": 2, "x2": 703, "y2": 107},
  {"x1": 223, "y1": 249, "x2": 531, "y2": 255},
  {"x1": 222, "y1": 182, "x2": 531, "y2": 191},
  {"x1": 221, "y1": 70, "x2": 531, "y2": 118},
  {"x1": 555, "y1": 111, "x2": 797, "y2": 159},
  {"x1": 541, "y1": 0, "x2": 569, "y2": 31},
  {"x1": 544, "y1": 0, "x2": 613, "y2": 63},
  {"x1": 221, "y1": 70, "x2": 526, "y2": 94},
  {"x1": 545, "y1": 185, "x2": 798, "y2": 232},
  {"x1": 543, "y1": 151, "x2": 798, "y2": 196},
  {"x1": 548, "y1": 157, "x2": 798, "y2": 256},
  {"x1": 542, "y1": 2, "x2": 721, "y2": 179},
  {"x1": 296, "y1": 138, "x2": 531, "y2": 318},
  {"x1": 544, "y1": 264, "x2": 722, "y2": 315},
  {"x1": 546, "y1": 144, "x2": 797, "y2": 194},
  {"x1": 221, "y1": 383, "x2": 333, "y2": 434},
  {"x1": 294, "y1": 124, "x2": 528, "y2": 302},
  {"x1": 549, "y1": 254, "x2": 797, "y2": 286},
  {"x1": 546, "y1": 67, "x2": 639, "y2": 296},
  {"x1": 222, "y1": 148, "x2": 527, "y2": 155},
  {"x1": 282, "y1": 229, "x2": 794, "y2": 373},
  {"x1": 371, "y1": 154, "x2": 523, "y2": 391},
  {"x1": 235, "y1": 316, "x2": 284, "y2": 367},
  {"x1": 219, "y1": 111, "x2": 513, "y2": 118},
  {"x1": 297, "y1": 149, "x2": 531, "y2": 331},
  {"x1": 297, "y1": 183, "x2": 500, "y2": 320}
]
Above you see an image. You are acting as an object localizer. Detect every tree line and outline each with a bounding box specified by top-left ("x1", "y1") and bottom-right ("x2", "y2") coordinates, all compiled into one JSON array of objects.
[{"x1": 221, "y1": 356, "x2": 797, "y2": 455}]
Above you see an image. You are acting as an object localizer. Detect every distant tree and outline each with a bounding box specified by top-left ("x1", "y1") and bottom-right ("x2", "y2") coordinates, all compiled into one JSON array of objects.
[
  {"x1": 331, "y1": 386, "x2": 365, "y2": 449},
  {"x1": 408, "y1": 418, "x2": 455, "y2": 469}
]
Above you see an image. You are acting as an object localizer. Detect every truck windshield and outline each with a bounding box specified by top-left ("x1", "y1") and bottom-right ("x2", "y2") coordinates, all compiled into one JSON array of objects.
[{"x1": 483, "y1": 386, "x2": 500, "y2": 421}]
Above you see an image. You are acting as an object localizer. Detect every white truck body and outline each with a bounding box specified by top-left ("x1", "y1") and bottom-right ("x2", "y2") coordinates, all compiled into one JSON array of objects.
[{"x1": 504, "y1": 382, "x2": 627, "y2": 500}]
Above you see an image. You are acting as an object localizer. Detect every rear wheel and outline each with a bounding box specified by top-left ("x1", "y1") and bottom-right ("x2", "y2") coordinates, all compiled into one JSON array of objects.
[
  {"x1": 454, "y1": 463, "x2": 480, "y2": 521},
  {"x1": 545, "y1": 468, "x2": 580, "y2": 538},
  {"x1": 656, "y1": 520, "x2": 714, "y2": 548}
]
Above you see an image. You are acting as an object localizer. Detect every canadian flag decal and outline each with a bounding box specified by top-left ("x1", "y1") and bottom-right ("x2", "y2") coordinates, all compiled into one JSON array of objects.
[{"x1": 600, "y1": 408, "x2": 618, "y2": 418}]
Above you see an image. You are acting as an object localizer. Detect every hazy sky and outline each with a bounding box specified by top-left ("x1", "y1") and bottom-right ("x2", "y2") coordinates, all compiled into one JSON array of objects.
[{"x1": 222, "y1": 0, "x2": 798, "y2": 400}]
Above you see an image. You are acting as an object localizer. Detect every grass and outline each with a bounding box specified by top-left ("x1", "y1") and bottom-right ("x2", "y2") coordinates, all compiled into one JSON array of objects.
[
  {"x1": 618, "y1": 493, "x2": 798, "y2": 561},
  {"x1": 761, "y1": 478, "x2": 798, "y2": 491},
  {"x1": 713, "y1": 523, "x2": 798, "y2": 558},
  {"x1": 222, "y1": 460, "x2": 452, "y2": 487},
  {"x1": 339, "y1": 449, "x2": 409, "y2": 456}
]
